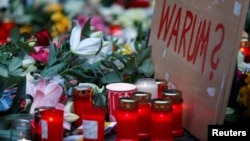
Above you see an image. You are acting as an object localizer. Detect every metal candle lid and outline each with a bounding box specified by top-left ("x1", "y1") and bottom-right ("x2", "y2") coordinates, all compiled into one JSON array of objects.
[
  {"x1": 155, "y1": 79, "x2": 168, "y2": 85},
  {"x1": 34, "y1": 106, "x2": 55, "y2": 120},
  {"x1": 118, "y1": 97, "x2": 138, "y2": 110},
  {"x1": 132, "y1": 91, "x2": 151, "y2": 103},
  {"x1": 163, "y1": 89, "x2": 183, "y2": 103},
  {"x1": 151, "y1": 98, "x2": 172, "y2": 111},
  {"x1": 73, "y1": 85, "x2": 92, "y2": 96}
]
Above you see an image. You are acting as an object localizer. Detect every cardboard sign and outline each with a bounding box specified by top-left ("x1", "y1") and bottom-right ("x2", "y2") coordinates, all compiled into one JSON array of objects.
[{"x1": 148, "y1": 0, "x2": 249, "y2": 140}]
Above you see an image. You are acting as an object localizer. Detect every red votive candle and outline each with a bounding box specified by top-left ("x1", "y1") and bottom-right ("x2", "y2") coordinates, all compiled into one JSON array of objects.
[
  {"x1": 73, "y1": 85, "x2": 93, "y2": 128},
  {"x1": 82, "y1": 107, "x2": 105, "y2": 141},
  {"x1": 33, "y1": 106, "x2": 55, "y2": 141},
  {"x1": 156, "y1": 79, "x2": 168, "y2": 98},
  {"x1": 40, "y1": 108, "x2": 64, "y2": 141},
  {"x1": 115, "y1": 98, "x2": 138, "y2": 141},
  {"x1": 132, "y1": 92, "x2": 151, "y2": 139},
  {"x1": 151, "y1": 99, "x2": 173, "y2": 141},
  {"x1": 163, "y1": 89, "x2": 184, "y2": 137}
]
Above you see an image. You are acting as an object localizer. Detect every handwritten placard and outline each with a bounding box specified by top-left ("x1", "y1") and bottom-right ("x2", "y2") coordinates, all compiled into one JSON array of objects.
[{"x1": 149, "y1": 0, "x2": 249, "y2": 140}]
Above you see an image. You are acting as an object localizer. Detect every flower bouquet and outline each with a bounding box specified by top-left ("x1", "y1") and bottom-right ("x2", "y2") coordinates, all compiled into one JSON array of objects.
[{"x1": 0, "y1": 7, "x2": 154, "y2": 140}]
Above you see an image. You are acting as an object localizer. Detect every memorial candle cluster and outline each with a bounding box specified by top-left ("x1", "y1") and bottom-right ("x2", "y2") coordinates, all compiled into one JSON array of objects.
[{"x1": 110, "y1": 79, "x2": 184, "y2": 140}]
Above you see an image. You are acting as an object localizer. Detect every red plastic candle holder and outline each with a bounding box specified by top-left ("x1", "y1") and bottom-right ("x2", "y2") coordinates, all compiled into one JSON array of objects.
[
  {"x1": 115, "y1": 98, "x2": 139, "y2": 141},
  {"x1": 73, "y1": 85, "x2": 93, "y2": 127},
  {"x1": 132, "y1": 92, "x2": 151, "y2": 139},
  {"x1": 151, "y1": 99, "x2": 173, "y2": 141},
  {"x1": 40, "y1": 109, "x2": 64, "y2": 141},
  {"x1": 163, "y1": 89, "x2": 184, "y2": 137},
  {"x1": 82, "y1": 107, "x2": 106, "y2": 141},
  {"x1": 33, "y1": 106, "x2": 55, "y2": 141}
]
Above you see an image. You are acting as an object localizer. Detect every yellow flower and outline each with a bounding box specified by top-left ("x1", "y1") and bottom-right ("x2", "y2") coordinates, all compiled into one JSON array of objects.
[
  {"x1": 51, "y1": 11, "x2": 64, "y2": 22},
  {"x1": 121, "y1": 44, "x2": 134, "y2": 55},
  {"x1": 60, "y1": 17, "x2": 71, "y2": 30},
  {"x1": 44, "y1": 3, "x2": 63, "y2": 13},
  {"x1": 51, "y1": 22, "x2": 69, "y2": 37},
  {"x1": 19, "y1": 25, "x2": 32, "y2": 34}
]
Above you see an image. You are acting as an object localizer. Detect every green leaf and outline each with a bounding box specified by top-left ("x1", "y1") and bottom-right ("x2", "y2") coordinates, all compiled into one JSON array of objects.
[
  {"x1": 8, "y1": 57, "x2": 22, "y2": 73},
  {"x1": 101, "y1": 71, "x2": 122, "y2": 84},
  {"x1": 138, "y1": 58, "x2": 154, "y2": 77},
  {"x1": 0, "y1": 65, "x2": 8, "y2": 77},
  {"x1": 82, "y1": 18, "x2": 92, "y2": 37},
  {"x1": 124, "y1": 63, "x2": 136, "y2": 75},
  {"x1": 67, "y1": 69, "x2": 97, "y2": 80},
  {"x1": 48, "y1": 40, "x2": 57, "y2": 66},
  {"x1": 10, "y1": 27, "x2": 20, "y2": 43},
  {"x1": 136, "y1": 46, "x2": 152, "y2": 65},
  {"x1": 17, "y1": 41, "x2": 35, "y2": 53},
  {"x1": 9, "y1": 68, "x2": 23, "y2": 76},
  {"x1": 41, "y1": 62, "x2": 67, "y2": 77},
  {"x1": 93, "y1": 92, "x2": 106, "y2": 107}
]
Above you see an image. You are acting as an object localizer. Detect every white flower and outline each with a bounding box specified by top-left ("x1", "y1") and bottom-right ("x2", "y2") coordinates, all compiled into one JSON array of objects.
[
  {"x1": 70, "y1": 20, "x2": 102, "y2": 58},
  {"x1": 70, "y1": 21, "x2": 113, "y2": 64},
  {"x1": 21, "y1": 55, "x2": 37, "y2": 76},
  {"x1": 22, "y1": 55, "x2": 35, "y2": 68}
]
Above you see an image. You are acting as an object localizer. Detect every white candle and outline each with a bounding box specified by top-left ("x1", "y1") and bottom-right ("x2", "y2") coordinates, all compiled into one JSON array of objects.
[
  {"x1": 17, "y1": 138, "x2": 31, "y2": 141},
  {"x1": 135, "y1": 78, "x2": 158, "y2": 99}
]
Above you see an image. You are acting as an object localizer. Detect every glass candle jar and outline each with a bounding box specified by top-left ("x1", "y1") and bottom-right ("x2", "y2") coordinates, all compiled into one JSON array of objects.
[
  {"x1": 33, "y1": 106, "x2": 55, "y2": 141},
  {"x1": 163, "y1": 89, "x2": 184, "y2": 137},
  {"x1": 83, "y1": 107, "x2": 106, "y2": 141},
  {"x1": 115, "y1": 97, "x2": 138, "y2": 141},
  {"x1": 40, "y1": 108, "x2": 64, "y2": 141},
  {"x1": 10, "y1": 119, "x2": 32, "y2": 141},
  {"x1": 151, "y1": 99, "x2": 173, "y2": 141},
  {"x1": 132, "y1": 91, "x2": 151, "y2": 139},
  {"x1": 106, "y1": 83, "x2": 137, "y2": 122},
  {"x1": 135, "y1": 78, "x2": 158, "y2": 99},
  {"x1": 73, "y1": 85, "x2": 93, "y2": 127},
  {"x1": 156, "y1": 79, "x2": 168, "y2": 98}
]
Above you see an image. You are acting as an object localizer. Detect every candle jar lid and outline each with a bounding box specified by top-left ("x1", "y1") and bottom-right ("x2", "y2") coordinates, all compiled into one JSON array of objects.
[
  {"x1": 155, "y1": 79, "x2": 168, "y2": 85},
  {"x1": 118, "y1": 97, "x2": 138, "y2": 111},
  {"x1": 163, "y1": 89, "x2": 183, "y2": 103},
  {"x1": 151, "y1": 99, "x2": 172, "y2": 111},
  {"x1": 34, "y1": 106, "x2": 55, "y2": 122},
  {"x1": 73, "y1": 85, "x2": 92, "y2": 96},
  {"x1": 132, "y1": 91, "x2": 151, "y2": 103}
]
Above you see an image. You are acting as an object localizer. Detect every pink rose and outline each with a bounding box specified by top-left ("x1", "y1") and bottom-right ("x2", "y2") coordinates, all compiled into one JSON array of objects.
[{"x1": 30, "y1": 46, "x2": 49, "y2": 64}]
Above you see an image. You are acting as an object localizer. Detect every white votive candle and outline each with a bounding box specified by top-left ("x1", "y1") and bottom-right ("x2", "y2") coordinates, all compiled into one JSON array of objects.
[
  {"x1": 17, "y1": 138, "x2": 31, "y2": 141},
  {"x1": 135, "y1": 78, "x2": 158, "y2": 99}
]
